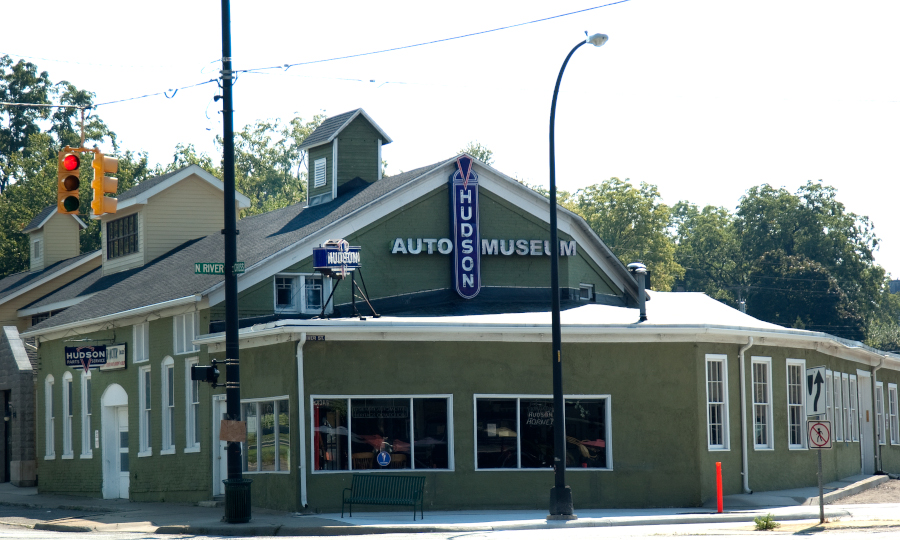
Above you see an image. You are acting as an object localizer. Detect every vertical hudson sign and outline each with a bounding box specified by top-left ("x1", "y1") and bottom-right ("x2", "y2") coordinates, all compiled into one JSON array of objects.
[{"x1": 451, "y1": 156, "x2": 480, "y2": 298}]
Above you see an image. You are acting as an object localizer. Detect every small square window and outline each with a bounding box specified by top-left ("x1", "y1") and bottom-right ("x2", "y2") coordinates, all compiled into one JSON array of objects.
[
  {"x1": 579, "y1": 283, "x2": 594, "y2": 301},
  {"x1": 274, "y1": 274, "x2": 329, "y2": 314}
]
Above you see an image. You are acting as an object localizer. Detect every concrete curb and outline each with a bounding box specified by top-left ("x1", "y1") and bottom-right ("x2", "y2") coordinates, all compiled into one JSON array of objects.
[
  {"x1": 801, "y1": 475, "x2": 890, "y2": 505},
  {"x1": 33, "y1": 523, "x2": 93, "y2": 533}
]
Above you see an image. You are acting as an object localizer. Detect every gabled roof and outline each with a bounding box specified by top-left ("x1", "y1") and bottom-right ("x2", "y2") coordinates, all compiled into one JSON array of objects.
[
  {"x1": 297, "y1": 109, "x2": 393, "y2": 152},
  {"x1": 22, "y1": 205, "x2": 87, "y2": 234},
  {"x1": 22, "y1": 155, "x2": 636, "y2": 337},
  {"x1": 0, "y1": 250, "x2": 100, "y2": 306},
  {"x1": 116, "y1": 165, "x2": 251, "y2": 212}
]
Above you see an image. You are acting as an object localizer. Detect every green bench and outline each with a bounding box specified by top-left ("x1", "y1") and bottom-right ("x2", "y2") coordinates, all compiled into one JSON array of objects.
[{"x1": 341, "y1": 474, "x2": 426, "y2": 520}]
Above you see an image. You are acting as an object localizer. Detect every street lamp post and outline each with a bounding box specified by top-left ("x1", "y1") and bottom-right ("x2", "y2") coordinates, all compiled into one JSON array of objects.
[{"x1": 547, "y1": 33, "x2": 608, "y2": 520}]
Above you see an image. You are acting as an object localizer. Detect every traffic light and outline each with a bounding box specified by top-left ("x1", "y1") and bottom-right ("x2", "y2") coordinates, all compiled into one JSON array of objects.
[
  {"x1": 191, "y1": 364, "x2": 220, "y2": 386},
  {"x1": 57, "y1": 151, "x2": 81, "y2": 214},
  {"x1": 91, "y1": 151, "x2": 118, "y2": 216}
]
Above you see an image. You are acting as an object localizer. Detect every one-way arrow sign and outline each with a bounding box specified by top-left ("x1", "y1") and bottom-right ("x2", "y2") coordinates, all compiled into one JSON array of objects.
[{"x1": 806, "y1": 366, "x2": 827, "y2": 416}]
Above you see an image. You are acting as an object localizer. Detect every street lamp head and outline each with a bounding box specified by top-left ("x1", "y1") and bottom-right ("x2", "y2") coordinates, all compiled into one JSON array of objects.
[{"x1": 586, "y1": 33, "x2": 609, "y2": 47}]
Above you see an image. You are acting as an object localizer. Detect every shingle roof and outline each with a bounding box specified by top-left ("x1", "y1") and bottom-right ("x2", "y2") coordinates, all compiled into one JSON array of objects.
[
  {"x1": 298, "y1": 109, "x2": 392, "y2": 151},
  {"x1": 0, "y1": 251, "x2": 99, "y2": 303},
  {"x1": 26, "y1": 160, "x2": 448, "y2": 333},
  {"x1": 21, "y1": 206, "x2": 56, "y2": 233},
  {"x1": 21, "y1": 205, "x2": 86, "y2": 233}
]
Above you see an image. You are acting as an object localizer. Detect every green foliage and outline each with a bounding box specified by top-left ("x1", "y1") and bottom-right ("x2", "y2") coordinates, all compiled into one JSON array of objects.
[
  {"x1": 754, "y1": 513, "x2": 780, "y2": 530},
  {"x1": 565, "y1": 178, "x2": 683, "y2": 291},
  {"x1": 673, "y1": 201, "x2": 743, "y2": 304},
  {"x1": 458, "y1": 141, "x2": 494, "y2": 165}
]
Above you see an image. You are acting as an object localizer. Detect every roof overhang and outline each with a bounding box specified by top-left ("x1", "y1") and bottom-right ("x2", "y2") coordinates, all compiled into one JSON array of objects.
[
  {"x1": 195, "y1": 318, "x2": 900, "y2": 371},
  {"x1": 298, "y1": 108, "x2": 393, "y2": 152}
]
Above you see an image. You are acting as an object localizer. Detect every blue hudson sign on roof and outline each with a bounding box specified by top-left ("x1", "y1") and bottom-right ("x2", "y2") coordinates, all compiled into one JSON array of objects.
[
  {"x1": 451, "y1": 156, "x2": 480, "y2": 299},
  {"x1": 313, "y1": 239, "x2": 361, "y2": 277}
]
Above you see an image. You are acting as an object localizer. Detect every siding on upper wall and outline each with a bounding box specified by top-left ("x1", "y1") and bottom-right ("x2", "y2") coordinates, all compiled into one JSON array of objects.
[
  {"x1": 307, "y1": 144, "x2": 333, "y2": 200},
  {"x1": 336, "y1": 117, "x2": 379, "y2": 189},
  {"x1": 29, "y1": 230, "x2": 44, "y2": 271},
  {"x1": 142, "y1": 176, "x2": 225, "y2": 263},
  {"x1": 102, "y1": 208, "x2": 144, "y2": 275},
  {"x1": 42, "y1": 214, "x2": 81, "y2": 267}
]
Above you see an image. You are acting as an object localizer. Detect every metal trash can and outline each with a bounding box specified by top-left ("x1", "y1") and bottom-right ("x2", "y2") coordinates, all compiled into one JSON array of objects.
[{"x1": 223, "y1": 478, "x2": 252, "y2": 523}]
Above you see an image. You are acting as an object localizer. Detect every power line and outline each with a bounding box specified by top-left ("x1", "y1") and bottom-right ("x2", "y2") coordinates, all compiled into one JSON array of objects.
[{"x1": 239, "y1": 1, "x2": 631, "y2": 74}]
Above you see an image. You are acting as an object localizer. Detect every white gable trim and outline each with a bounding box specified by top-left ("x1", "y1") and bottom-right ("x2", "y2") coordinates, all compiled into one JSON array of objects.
[
  {"x1": 22, "y1": 208, "x2": 87, "y2": 234},
  {"x1": 298, "y1": 108, "x2": 393, "y2": 152},
  {"x1": 205, "y1": 157, "x2": 634, "y2": 307},
  {"x1": 0, "y1": 251, "x2": 101, "y2": 306},
  {"x1": 116, "y1": 165, "x2": 251, "y2": 211}
]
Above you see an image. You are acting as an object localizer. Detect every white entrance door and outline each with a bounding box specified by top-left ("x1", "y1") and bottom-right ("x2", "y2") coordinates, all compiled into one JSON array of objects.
[
  {"x1": 100, "y1": 384, "x2": 128, "y2": 500},
  {"x1": 212, "y1": 395, "x2": 228, "y2": 496},
  {"x1": 857, "y1": 371, "x2": 875, "y2": 474},
  {"x1": 116, "y1": 407, "x2": 130, "y2": 497}
]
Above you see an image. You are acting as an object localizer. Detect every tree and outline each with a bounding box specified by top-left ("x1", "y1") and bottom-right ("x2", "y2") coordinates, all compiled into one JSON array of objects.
[
  {"x1": 672, "y1": 201, "x2": 744, "y2": 304},
  {"x1": 564, "y1": 178, "x2": 683, "y2": 291},
  {"x1": 458, "y1": 141, "x2": 493, "y2": 165}
]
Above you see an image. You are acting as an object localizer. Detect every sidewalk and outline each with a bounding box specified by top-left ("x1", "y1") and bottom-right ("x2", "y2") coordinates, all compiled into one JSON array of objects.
[{"x1": 0, "y1": 475, "x2": 892, "y2": 536}]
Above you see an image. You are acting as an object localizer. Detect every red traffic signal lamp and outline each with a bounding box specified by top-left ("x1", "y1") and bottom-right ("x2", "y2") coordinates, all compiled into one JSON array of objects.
[
  {"x1": 57, "y1": 151, "x2": 82, "y2": 214},
  {"x1": 91, "y1": 151, "x2": 118, "y2": 216}
]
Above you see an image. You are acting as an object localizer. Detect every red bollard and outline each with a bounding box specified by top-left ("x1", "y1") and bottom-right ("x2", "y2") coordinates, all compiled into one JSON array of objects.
[{"x1": 716, "y1": 462, "x2": 724, "y2": 513}]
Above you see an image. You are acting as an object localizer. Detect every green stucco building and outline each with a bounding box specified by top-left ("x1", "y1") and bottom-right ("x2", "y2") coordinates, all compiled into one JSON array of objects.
[{"x1": 21, "y1": 109, "x2": 900, "y2": 512}]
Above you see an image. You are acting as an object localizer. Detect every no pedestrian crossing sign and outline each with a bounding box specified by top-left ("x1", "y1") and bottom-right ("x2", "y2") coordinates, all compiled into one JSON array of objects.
[
  {"x1": 194, "y1": 262, "x2": 245, "y2": 275},
  {"x1": 806, "y1": 366, "x2": 827, "y2": 416},
  {"x1": 808, "y1": 420, "x2": 832, "y2": 449}
]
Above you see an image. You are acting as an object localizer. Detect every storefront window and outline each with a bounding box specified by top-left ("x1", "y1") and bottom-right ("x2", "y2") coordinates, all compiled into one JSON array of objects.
[
  {"x1": 475, "y1": 395, "x2": 610, "y2": 470},
  {"x1": 312, "y1": 395, "x2": 452, "y2": 472},
  {"x1": 242, "y1": 398, "x2": 290, "y2": 473}
]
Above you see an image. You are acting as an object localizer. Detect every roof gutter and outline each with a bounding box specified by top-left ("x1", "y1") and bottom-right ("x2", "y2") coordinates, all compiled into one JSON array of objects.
[{"x1": 22, "y1": 294, "x2": 203, "y2": 339}]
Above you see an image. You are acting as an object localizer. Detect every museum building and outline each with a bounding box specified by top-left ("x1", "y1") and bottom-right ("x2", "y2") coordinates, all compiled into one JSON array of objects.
[{"x1": 20, "y1": 109, "x2": 900, "y2": 511}]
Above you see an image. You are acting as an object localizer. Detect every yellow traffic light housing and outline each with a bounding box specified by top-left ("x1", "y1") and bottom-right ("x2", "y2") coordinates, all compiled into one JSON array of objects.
[
  {"x1": 57, "y1": 151, "x2": 82, "y2": 214},
  {"x1": 91, "y1": 151, "x2": 118, "y2": 216}
]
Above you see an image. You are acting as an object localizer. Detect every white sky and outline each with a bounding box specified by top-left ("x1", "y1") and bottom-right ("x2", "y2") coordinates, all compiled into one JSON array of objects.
[{"x1": 4, "y1": 0, "x2": 900, "y2": 274}]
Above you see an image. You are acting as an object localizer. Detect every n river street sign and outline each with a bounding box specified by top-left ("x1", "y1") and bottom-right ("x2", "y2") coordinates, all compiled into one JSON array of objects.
[{"x1": 195, "y1": 262, "x2": 245, "y2": 275}]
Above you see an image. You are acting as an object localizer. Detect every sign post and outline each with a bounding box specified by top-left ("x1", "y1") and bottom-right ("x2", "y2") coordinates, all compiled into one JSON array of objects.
[{"x1": 808, "y1": 419, "x2": 832, "y2": 523}]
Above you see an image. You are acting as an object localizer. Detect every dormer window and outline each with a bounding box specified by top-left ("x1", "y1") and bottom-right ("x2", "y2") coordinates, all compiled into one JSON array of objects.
[
  {"x1": 313, "y1": 158, "x2": 327, "y2": 188},
  {"x1": 107, "y1": 214, "x2": 138, "y2": 259},
  {"x1": 32, "y1": 239, "x2": 42, "y2": 259}
]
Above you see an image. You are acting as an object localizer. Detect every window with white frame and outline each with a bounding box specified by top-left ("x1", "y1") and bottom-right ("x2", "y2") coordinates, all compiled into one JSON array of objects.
[
  {"x1": 81, "y1": 371, "x2": 92, "y2": 457},
  {"x1": 875, "y1": 382, "x2": 886, "y2": 446},
  {"x1": 826, "y1": 371, "x2": 834, "y2": 427},
  {"x1": 185, "y1": 358, "x2": 200, "y2": 452},
  {"x1": 705, "y1": 355, "x2": 729, "y2": 450},
  {"x1": 161, "y1": 358, "x2": 175, "y2": 454},
  {"x1": 133, "y1": 322, "x2": 149, "y2": 363},
  {"x1": 474, "y1": 395, "x2": 610, "y2": 470},
  {"x1": 33, "y1": 239, "x2": 42, "y2": 259},
  {"x1": 62, "y1": 372, "x2": 73, "y2": 457},
  {"x1": 849, "y1": 374, "x2": 859, "y2": 442},
  {"x1": 45, "y1": 375, "x2": 55, "y2": 458},
  {"x1": 579, "y1": 283, "x2": 594, "y2": 301},
  {"x1": 751, "y1": 357, "x2": 773, "y2": 449},
  {"x1": 274, "y1": 274, "x2": 330, "y2": 314},
  {"x1": 889, "y1": 384, "x2": 899, "y2": 445},
  {"x1": 243, "y1": 397, "x2": 291, "y2": 473},
  {"x1": 842, "y1": 373, "x2": 851, "y2": 442},
  {"x1": 313, "y1": 158, "x2": 326, "y2": 188},
  {"x1": 833, "y1": 372, "x2": 844, "y2": 441},
  {"x1": 138, "y1": 366, "x2": 152, "y2": 455},
  {"x1": 787, "y1": 360, "x2": 806, "y2": 449},
  {"x1": 173, "y1": 313, "x2": 199, "y2": 355},
  {"x1": 312, "y1": 395, "x2": 453, "y2": 472}
]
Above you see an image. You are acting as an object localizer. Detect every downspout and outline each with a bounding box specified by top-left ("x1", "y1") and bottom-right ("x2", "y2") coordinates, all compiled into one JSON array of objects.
[
  {"x1": 296, "y1": 333, "x2": 308, "y2": 507},
  {"x1": 872, "y1": 357, "x2": 885, "y2": 473},
  {"x1": 739, "y1": 337, "x2": 754, "y2": 493}
]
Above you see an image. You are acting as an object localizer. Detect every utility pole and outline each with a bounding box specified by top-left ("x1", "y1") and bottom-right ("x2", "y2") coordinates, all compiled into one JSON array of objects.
[{"x1": 220, "y1": 0, "x2": 251, "y2": 523}]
